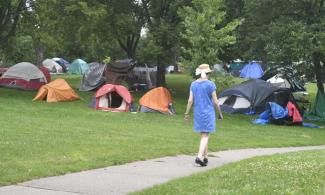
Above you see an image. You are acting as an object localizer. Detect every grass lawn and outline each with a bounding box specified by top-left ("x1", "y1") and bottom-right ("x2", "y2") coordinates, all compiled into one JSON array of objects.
[
  {"x1": 0, "y1": 74, "x2": 324, "y2": 186},
  {"x1": 134, "y1": 149, "x2": 325, "y2": 195}
]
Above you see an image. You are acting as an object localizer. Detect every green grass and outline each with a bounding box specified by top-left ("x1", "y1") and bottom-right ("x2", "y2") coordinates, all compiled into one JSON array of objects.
[
  {"x1": 0, "y1": 74, "x2": 324, "y2": 186},
  {"x1": 134, "y1": 150, "x2": 325, "y2": 195}
]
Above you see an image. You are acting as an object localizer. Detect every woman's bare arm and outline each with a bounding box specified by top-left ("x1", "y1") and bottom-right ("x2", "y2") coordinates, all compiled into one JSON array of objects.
[
  {"x1": 212, "y1": 91, "x2": 223, "y2": 119},
  {"x1": 184, "y1": 91, "x2": 193, "y2": 120}
]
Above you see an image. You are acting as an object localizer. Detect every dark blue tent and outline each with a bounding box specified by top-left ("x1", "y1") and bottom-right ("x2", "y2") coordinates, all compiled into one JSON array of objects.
[{"x1": 240, "y1": 62, "x2": 263, "y2": 79}]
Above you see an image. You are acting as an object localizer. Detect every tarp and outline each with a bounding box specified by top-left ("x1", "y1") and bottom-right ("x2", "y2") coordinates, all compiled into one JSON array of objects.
[
  {"x1": 33, "y1": 78, "x2": 79, "y2": 102},
  {"x1": 252, "y1": 101, "x2": 319, "y2": 128},
  {"x1": 139, "y1": 87, "x2": 174, "y2": 114},
  {"x1": 240, "y1": 62, "x2": 263, "y2": 79},
  {"x1": 261, "y1": 65, "x2": 306, "y2": 92},
  {"x1": 68, "y1": 59, "x2": 89, "y2": 74},
  {"x1": 106, "y1": 59, "x2": 136, "y2": 85},
  {"x1": 79, "y1": 62, "x2": 106, "y2": 91},
  {"x1": 305, "y1": 90, "x2": 325, "y2": 121}
]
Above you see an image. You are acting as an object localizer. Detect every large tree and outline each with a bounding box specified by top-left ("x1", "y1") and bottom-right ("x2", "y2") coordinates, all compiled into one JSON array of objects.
[
  {"x1": 104, "y1": 0, "x2": 144, "y2": 59},
  {"x1": 179, "y1": 0, "x2": 240, "y2": 73},
  {"x1": 237, "y1": 0, "x2": 325, "y2": 93},
  {"x1": 140, "y1": 0, "x2": 191, "y2": 87},
  {"x1": 0, "y1": 0, "x2": 26, "y2": 46}
]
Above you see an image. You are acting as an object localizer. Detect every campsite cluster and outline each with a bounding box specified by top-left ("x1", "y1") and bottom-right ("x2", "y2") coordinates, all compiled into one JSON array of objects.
[
  {"x1": 0, "y1": 58, "x2": 175, "y2": 115},
  {"x1": 0, "y1": 58, "x2": 324, "y2": 126},
  {"x1": 217, "y1": 60, "x2": 324, "y2": 127}
]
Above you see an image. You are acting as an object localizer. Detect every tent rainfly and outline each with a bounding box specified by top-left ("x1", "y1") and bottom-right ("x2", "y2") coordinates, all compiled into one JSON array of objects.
[
  {"x1": 139, "y1": 87, "x2": 175, "y2": 115},
  {"x1": 33, "y1": 78, "x2": 79, "y2": 102}
]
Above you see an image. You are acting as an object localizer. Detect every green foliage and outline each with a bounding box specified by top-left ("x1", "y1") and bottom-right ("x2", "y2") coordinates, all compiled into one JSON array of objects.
[
  {"x1": 103, "y1": 56, "x2": 111, "y2": 65},
  {"x1": 210, "y1": 72, "x2": 235, "y2": 93},
  {"x1": 236, "y1": 0, "x2": 325, "y2": 73},
  {"x1": 179, "y1": 0, "x2": 241, "y2": 73}
]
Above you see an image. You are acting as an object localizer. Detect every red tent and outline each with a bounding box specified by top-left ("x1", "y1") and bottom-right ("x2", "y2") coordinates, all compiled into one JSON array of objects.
[
  {"x1": 0, "y1": 62, "x2": 50, "y2": 90},
  {"x1": 94, "y1": 84, "x2": 132, "y2": 112}
]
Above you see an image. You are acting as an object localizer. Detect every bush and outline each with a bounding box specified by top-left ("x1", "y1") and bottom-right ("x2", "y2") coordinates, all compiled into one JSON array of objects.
[{"x1": 210, "y1": 71, "x2": 235, "y2": 93}]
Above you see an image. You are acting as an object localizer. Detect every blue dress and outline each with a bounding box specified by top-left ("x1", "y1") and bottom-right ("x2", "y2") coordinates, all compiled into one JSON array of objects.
[{"x1": 190, "y1": 80, "x2": 216, "y2": 133}]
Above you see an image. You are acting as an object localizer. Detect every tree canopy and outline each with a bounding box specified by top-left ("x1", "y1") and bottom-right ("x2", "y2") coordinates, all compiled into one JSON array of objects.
[{"x1": 0, "y1": 0, "x2": 324, "y2": 90}]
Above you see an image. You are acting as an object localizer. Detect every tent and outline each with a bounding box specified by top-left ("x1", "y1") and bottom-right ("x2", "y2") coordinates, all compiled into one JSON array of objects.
[
  {"x1": 0, "y1": 62, "x2": 49, "y2": 90},
  {"x1": 0, "y1": 67, "x2": 8, "y2": 76},
  {"x1": 53, "y1": 57, "x2": 69, "y2": 72},
  {"x1": 261, "y1": 65, "x2": 306, "y2": 92},
  {"x1": 305, "y1": 90, "x2": 325, "y2": 121},
  {"x1": 213, "y1": 64, "x2": 225, "y2": 72},
  {"x1": 139, "y1": 87, "x2": 175, "y2": 115},
  {"x1": 128, "y1": 65, "x2": 157, "y2": 90},
  {"x1": 240, "y1": 61, "x2": 264, "y2": 79},
  {"x1": 229, "y1": 60, "x2": 245, "y2": 76},
  {"x1": 218, "y1": 79, "x2": 293, "y2": 114},
  {"x1": 68, "y1": 59, "x2": 89, "y2": 74},
  {"x1": 33, "y1": 78, "x2": 79, "y2": 102},
  {"x1": 79, "y1": 62, "x2": 106, "y2": 91},
  {"x1": 43, "y1": 59, "x2": 63, "y2": 73},
  {"x1": 106, "y1": 59, "x2": 136, "y2": 85},
  {"x1": 92, "y1": 84, "x2": 133, "y2": 112}
]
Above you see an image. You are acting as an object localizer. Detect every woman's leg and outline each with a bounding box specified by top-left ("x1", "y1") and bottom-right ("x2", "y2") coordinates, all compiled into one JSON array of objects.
[
  {"x1": 197, "y1": 132, "x2": 209, "y2": 159},
  {"x1": 203, "y1": 142, "x2": 208, "y2": 159}
]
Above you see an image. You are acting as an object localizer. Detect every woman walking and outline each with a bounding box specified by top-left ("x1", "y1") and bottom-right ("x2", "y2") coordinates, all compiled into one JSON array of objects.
[{"x1": 184, "y1": 64, "x2": 223, "y2": 166}]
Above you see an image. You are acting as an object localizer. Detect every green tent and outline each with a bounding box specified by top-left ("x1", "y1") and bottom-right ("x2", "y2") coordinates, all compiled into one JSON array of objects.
[
  {"x1": 68, "y1": 59, "x2": 89, "y2": 74},
  {"x1": 305, "y1": 90, "x2": 325, "y2": 121}
]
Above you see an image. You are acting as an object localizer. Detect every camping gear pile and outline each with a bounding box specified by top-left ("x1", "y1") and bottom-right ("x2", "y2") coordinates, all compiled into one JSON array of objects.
[{"x1": 128, "y1": 65, "x2": 157, "y2": 90}]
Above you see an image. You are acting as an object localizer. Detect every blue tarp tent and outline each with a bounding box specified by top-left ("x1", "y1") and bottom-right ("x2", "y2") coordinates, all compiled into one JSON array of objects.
[{"x1": 240, "y1": 62, "x2": 263, "y2": 79}]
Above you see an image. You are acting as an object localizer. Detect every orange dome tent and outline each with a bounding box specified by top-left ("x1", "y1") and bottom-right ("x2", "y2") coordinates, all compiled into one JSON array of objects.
[
  {"x1": 139, "y1": 87, "x2": 175, "y2": 114},
  {"x1": 33, "y1": 79, "x2": 79, "y2": 102}
]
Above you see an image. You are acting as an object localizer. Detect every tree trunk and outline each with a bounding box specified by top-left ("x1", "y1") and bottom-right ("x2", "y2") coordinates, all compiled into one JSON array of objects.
[
  {"x1": 156, "y1": 57, "x2": 166, "y2": 87},
  {"x1": 312, "y1": 51, "x2": 324, "y2": 94},
  {"x1": 35, "y1": 45, "x2": 44, "y2": 66}
]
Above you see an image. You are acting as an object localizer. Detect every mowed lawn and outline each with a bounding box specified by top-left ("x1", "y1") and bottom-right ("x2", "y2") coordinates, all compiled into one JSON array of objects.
[
  {"x1": 0, "y1": 74, "x2": 324, "y2": 186},
  {"x1": 134, "y1": 150, "x2": 325, "y2": 195}
]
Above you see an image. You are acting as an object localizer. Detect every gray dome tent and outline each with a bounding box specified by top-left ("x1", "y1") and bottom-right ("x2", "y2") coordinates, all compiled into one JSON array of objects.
[
  {"x1": 218, "y1": 79, "x2": 292, "y2": 114},
  {"x1": 79, "y1": 62, "x2": 106, "y2": 91}
]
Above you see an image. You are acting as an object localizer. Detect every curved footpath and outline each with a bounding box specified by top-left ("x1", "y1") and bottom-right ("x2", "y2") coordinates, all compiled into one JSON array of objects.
[{"x1": 1, "y1": 145, "x2": 325, "y2": 195}]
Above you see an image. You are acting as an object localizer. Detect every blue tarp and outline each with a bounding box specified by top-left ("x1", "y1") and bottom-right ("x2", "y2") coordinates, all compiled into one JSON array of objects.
[
  {"x1": 252, "y1": 102, "x2": 321, "y2": 128},
  {"x1": 240, "y1": 62, "x2": 264, "y2": 79}
]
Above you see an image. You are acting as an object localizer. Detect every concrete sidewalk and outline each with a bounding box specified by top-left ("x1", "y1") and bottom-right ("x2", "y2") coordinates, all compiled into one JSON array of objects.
[{"x1": 1, "y1": 145, "x2": 324, "y2": 195}]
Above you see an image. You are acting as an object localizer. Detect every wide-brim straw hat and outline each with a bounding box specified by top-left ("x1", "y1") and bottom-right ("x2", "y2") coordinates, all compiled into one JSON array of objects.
[{"x1": 195, "y1": 64, "x2": 213, "y2": 76}]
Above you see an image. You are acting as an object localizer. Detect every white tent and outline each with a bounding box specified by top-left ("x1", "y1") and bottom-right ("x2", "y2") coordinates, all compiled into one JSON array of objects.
[
  {"x1": 267, "y1": 75, "x2": 291, "y2": 89},
  {"x1": 43, "y1": 59, "x2": 63, "y2": 73},
  {"x1": 3, "y1": 62, "x2": 47, "y2": 82}
]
